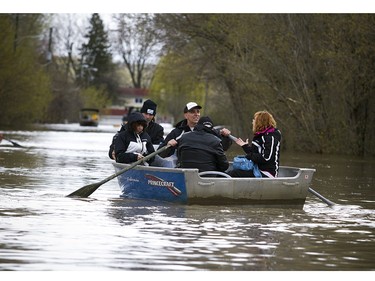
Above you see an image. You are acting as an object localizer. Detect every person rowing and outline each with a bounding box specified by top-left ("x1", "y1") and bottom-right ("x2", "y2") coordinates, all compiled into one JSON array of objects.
[{"x1": 157, "y1": 102, "x2": 233, "y2": 162}]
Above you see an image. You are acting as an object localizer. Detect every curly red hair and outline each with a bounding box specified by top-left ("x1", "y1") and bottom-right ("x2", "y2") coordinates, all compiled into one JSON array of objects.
[{"x1": 253, "y1": 111, "x2": 277, "y2": 133}]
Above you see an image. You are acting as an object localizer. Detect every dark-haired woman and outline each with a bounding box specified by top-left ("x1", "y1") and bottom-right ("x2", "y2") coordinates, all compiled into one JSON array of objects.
[{"x1": 114, "y1": 112, "x2": 155, "y2": 164}]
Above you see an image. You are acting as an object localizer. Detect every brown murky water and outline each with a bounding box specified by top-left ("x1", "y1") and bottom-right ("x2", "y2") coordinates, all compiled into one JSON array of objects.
[{"x1": 1, "y1": 124, "x2": 374, "y2": 271}]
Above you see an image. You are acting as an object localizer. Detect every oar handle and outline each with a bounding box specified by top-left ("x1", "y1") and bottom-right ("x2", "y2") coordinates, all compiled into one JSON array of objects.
[
  {"x1": 103, "y1": 144, "x2": 171, "y2": 184},
  {"x1": 228, "y1": 134, "x2": 238, "y2": 142}
]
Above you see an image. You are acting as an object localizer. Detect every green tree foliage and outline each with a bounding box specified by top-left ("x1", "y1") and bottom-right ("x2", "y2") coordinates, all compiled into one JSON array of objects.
[
  {"x1": 0, "y1": 14, "x2": 51, "y2": 128},
  {"x1": 79, "y1": 85, "x2": 110, "y2": 109},
  {"x1": 149, "y1": 53, "x2": 205, "y2": 122},
  {"x1": 78, "y1": 13, "x2": 117, "y2": 102},
  {"x1": 44, "y1": 56, "x2": 82, "y2": 123},
  {"x1": 315, "y1": 14, "x2": 375, "y2": 156},
  {"x1": 154, "y1": 14, "x2": 375, "y2": 156}
]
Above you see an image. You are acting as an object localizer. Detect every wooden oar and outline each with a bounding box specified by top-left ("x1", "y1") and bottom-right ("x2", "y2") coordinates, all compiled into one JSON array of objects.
[
  {"x1": 308, "y1": 187, "x2": 335, "y2": 207},
  {"x1": 67, "y1": 144, "x2": 171, "y2": 198},
  {"x1": 4, "y1": 138, "x2": 24, "y2": 148},
  {"x1": 229, "y1": 134, "x2": 335, "y2": 206}
]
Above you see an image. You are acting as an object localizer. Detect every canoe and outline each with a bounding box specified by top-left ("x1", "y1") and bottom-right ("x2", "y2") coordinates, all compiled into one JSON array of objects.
[{"x1": 112, "y1": 162, "x2": 316, "y2": 209}]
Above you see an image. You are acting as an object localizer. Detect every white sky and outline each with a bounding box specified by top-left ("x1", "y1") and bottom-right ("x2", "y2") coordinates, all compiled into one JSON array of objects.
[{"x1": 3, "y1": 0, "x2": 375, "y2": 13}]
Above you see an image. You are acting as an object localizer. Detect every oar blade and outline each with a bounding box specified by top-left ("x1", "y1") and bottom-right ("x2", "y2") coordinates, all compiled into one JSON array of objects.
[
  {"x1": 308, "y1": 187, "x2": 335, "y2": 207},
  {"x1": 66, "y1": 144, "x2": 171, "y2": 198},
  {"x1": 66, "y1": 182, "x2": 102, "y2": 198},
  {"x1": 5, "y1": 138, "x2": 24, "y2": 148},
  {"x1": 11, "y1": 141, "x2": 23, "y2": 148}
]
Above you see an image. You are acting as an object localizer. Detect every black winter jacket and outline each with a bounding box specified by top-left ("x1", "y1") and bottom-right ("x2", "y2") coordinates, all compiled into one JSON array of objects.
[
  {"x1": 109, "y1": 119, "x2": 164, "y2": 160},
  {"x1": 177, "y1": 125, "x2": 229, "y2": 172},
  {"x1": 114, "y1": 112, "x2": 155, "y2": 164},
  {"x1": 158, "y1": 119, "x2": 232, "y2": 158},
  {"x1": 241, "y1": 127, "x2": 281, "y2": 177},
  {"x1": 212, "y1": 128, "x2": 232, "y2": 151},
  {"x1": 145, "y1": 120, "x2": 164, "y2": 145},
  {"x1": 108, "y1": 125, "x2": 126, "y2": 159},
  {"x1": 157, "y1": 119, "x2": 193, "y2": 158}
]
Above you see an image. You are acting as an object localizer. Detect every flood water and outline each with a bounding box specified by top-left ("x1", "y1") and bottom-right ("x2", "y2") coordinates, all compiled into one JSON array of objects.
[{"x1": 1, "y1": 124, "x2": 374, "y2": 274}]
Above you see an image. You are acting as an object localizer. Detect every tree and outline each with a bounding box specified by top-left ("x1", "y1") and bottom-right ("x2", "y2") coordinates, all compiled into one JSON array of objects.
[
  {"x1": 150, "y1": 53, "x2": 205, "y2": 122},
  {"x1": 154, "y1": 14, "x2": 257, "y2": 131},
  {"x1": 113, "y1": 13, "x2": 161, "y2": 88},
  {"x1": 78, "y1": 13, "x2": 116, "y2": 101},
  {"x1": 0, "y1": 14, "x2": 51, "y2": 127},
  {"x1": 43, "y1": 14, "x2": 85, "y2": 123},
  {"x1": 154, "y1": 14, "x2": 375, "y2": 156}
]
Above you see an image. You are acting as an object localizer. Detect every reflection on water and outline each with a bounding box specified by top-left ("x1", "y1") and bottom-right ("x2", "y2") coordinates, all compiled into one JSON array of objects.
[
  {"x1": 105, "y1": 197, "x2": 375, "y2": 270},
  {"x1": 0, "y1": 126, "x2": 374, "y2": 270},
  {"x1": 107, "y1": 198, "x2": 282, "y2": 270}
]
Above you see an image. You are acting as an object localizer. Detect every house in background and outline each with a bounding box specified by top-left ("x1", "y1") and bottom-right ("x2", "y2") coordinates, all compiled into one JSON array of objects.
[
  {"x1": 101, "y1": 87, "x2": 174, "y2": 126},
  {"x1": 100, "y1": 87, "x2": 148, "y2": 126}
]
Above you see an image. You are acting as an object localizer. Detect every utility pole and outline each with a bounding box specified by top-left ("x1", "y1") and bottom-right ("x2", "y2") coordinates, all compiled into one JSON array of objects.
[{"x1": 47, "y1": 27, "x2": 53, "y2": 62}]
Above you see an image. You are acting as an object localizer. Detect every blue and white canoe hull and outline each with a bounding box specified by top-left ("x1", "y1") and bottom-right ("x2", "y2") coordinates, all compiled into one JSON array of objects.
[{"x1": 112, "y1": 163, "x2": 316, "y2": 208}]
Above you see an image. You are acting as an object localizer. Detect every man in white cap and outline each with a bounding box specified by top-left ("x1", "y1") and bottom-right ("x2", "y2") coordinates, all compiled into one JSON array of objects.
[
  {"x1": 157, "y1": 102, "x2": 202, "y2": 158},
  {"x1": 157, "y1": 102, "x2": 232, "y2": 160}
]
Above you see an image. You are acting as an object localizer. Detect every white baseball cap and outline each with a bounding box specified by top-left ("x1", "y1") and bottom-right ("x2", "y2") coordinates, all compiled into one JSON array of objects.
[{"x1": 184, "y1": 102, "x2": 202, "y2": 113}]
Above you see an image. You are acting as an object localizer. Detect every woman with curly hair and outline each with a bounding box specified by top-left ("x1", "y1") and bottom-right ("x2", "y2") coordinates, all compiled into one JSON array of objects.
[{"x1": 228, "y1": 110, "x2": 281, "y2": 178}]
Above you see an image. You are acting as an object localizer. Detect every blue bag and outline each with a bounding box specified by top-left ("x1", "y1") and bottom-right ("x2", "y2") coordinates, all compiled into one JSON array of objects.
[
  {"x1": 232, "y1": 156, "x2": 262, "y2": 178},
  {"x1": 233, "y1": 156, "x2": 253, "y2": 170}
]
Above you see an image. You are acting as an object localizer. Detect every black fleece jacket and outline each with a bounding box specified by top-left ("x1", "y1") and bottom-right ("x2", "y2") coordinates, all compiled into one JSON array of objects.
[
  {"x1": 158, "y1": 119, "x2": 232, "y2": 158},
  {"x1": 177, "y1": 125, "x2": 229, "y2": 172}
]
